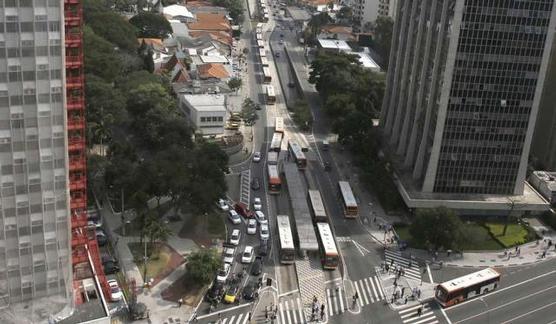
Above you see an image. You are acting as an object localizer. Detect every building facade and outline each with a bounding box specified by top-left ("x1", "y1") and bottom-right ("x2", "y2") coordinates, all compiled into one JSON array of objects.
[
  {"x1": 380, "y1": 0, "x2": 556, "y2": 210},
  {"x1": 179, "y1": 94, "x2": 227, "y2": 136},
  {"x1": 0, "y1": 0, "x2": 108, "y2": 321},
  {"x1": 348, "y1": 0, "x2": 397, "y2": 28}
]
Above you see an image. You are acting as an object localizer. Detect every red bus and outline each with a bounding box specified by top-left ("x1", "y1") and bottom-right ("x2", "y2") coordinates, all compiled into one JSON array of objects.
[
  {"x1": 288, "y1": 141, "x2": 307, "y2": 169},
  {"x1": 267, "y1": 164, "x2": 281, "y2": 194},
  {"x1": 436, "y1": 268, "x2": 501, "y2": 307}
]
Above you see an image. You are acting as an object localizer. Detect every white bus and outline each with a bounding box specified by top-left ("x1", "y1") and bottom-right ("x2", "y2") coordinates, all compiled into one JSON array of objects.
[
  {"x1": 257, "y1": 40, "x2": 265, "y2": 48},
  {"x1": 316, "y1": 222, "x2": 339, "y2": 270},
  {"x1": 277, "y1": 215, "x2": 295, "y2": 264},
  {"x1": 262, "y1": 66, "x2": 272, "y2": 83},
  {"x1": 266, "y1": 85, "x2": 276, "y2": 104},
  {"x1": 338, "y1": 181, "x2": 358, "y2": 218},
  {"x1": 288, "y1": 141, "x2": 307, "y2": 169},
  {"x1": 261, "y1": 56, "x2": 269, "y2": 67},
  {"x1": 275, "y1": 117, "x2": 284, "y2": 133},
  {"x1": 308, "y1": 190, "x2": 327, "y2": 223},
  {"x1": 256, "y1": 22, "x2": 264, "y2": 31},
  {"x1": 436, "y1": 268, "x2": 501, "y2": 307},
  {"x1": 259, "y1": 48, "x2": 266, "y2": 58},
  {"x1": 270, "y1": 132, "x2": 283, "y2": 152},
  {"x1": 267, "y1": 151, "x2": 279, "y2": 165},
  {"x1": 256, "y1": 33, "x2": 263, "y2": 41}
]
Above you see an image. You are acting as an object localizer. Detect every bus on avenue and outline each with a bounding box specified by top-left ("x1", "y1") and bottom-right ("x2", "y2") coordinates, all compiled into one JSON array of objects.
[
  {"x1": 270, "y1": 132, "x2": 283, "y2": 152},
  {"x1": 266, "y1": 85, "x2": 276, "y2": 104},
  {"x1": 436, "y1": 268, "x2": 501, "y2": 307},
  {"x1": 338, "y1": 181, "x2": 358, "y2": 218},
  {"x1": 267, "y1": 164, "x2": 281, "y2": 194},
  {"x1": 316, "y1": 222, "x2": 339, "y2": 270},
  {"x1": 288, "y1": 141, "x2": 307, "y2": 169},
  {"x1": 275, "y1": 117, "x2": 284, "y2": 133},
  {"x1": 262, "y1": 66, "x2": 272, "y2": 83},
  {"x1": 277, "y1": 215, "x2": 295, "y2": 264},
  {"x1": 308, "y1": 190, "x2": 328, "y2": 223},
  {"x1": 261, "y1": 56, "x2": 269, "y2": 67}
]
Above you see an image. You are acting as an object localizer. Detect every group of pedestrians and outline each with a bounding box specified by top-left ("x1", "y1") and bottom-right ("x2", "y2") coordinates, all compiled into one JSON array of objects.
[{"x1": 311, "y1": 296, "x2": 325, "y2": 322}]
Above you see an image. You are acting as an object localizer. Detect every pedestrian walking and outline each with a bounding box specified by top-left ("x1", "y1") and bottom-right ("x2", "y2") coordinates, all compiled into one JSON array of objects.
[
  {"x1": 541, "y1": 250, "x2": 547, "y2": 258},
  {"x1": 248, "y1": 312, "x2": 252, "y2": 321},
  {"x1": 417, "y1": 306, "x2": 422, "y2": 317},
  {"x1": 404, "y1": 296, "x2": 408, "y2": 304},
  {"x1": 320, "y1": 308, "x2": 325, "y2": 320},
  {"x1": 401, "y1": 287, "x2": 405, "y2": 297},
  {"x1": 390, "y1": 259, "x2": 394, "y2": 267},
  {"x1": 177, "y1": 298, "x2": 183, "y2": 307}
]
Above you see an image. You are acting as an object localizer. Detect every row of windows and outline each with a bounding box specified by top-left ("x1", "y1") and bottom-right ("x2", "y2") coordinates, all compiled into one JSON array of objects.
[
  {"x1": 466, "y1": 0, "x2": 553, "y2": 12},
  {"x1": 0, "y1": 0, "x2": 59, "y2": 7},
  {"x1": 0, "y1": 69, "x2": 62, "y2": 82},
  {"x1": 0, "y1": 45, "x2": 62, "y2": 58},
  {"x1": 0, "y1": 93, "x2": 63, "y2": 107},
  {"x1": 0, "y1": 21, "x2": 61, "y2": 33},
  {"x1": 199, "y1": 116, "x2": 223, "y2": 123}
]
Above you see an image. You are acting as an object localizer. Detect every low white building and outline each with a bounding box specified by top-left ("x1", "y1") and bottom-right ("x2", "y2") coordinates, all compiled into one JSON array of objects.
[
  {"x1": 317, "y1": 38, "x2": 352, "y2": 53},
  {"x1": 529, "y1": 171, "x2": 556, "y2": 204},
  {"x1": 344, "y1": 0, "x2": 397, "y2": 29},
  {"x1": 178, "y1": 94, "x2": 227, "y2": 136}
]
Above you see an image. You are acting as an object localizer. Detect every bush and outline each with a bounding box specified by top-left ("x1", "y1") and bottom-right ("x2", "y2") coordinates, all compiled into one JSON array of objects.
[{"x1": 291, "y1": 100, "x2": 313, "y2": 131}]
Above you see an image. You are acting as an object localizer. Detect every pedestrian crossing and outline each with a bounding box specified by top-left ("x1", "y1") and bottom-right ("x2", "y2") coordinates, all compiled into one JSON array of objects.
[
  {"x1": 325, "y1": 286, "x2": 345, "y2": 316},
  {"x1": 278, "y1": 297, "x2": 305, "y2": 324},
  {"x1": 398, "y1": 303, "x2": 439, "y2": 324},
  {"x1": 218, "y1": 312, "x2": 250, "y2": 324},
  {"x1": 384, "y1": 250, "x2": 422, "y2": 281},
  {"x1": 351, "y1": 276, "x2": 385, "y2": 307}
]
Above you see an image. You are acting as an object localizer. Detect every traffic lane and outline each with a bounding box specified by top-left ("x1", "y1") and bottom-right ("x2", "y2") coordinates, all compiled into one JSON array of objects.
[
  {"x1": 427, "y1": 266, "x2": 479, "y2": 285},
  {"x1": 448, "y1": 283, "x2": 556, "y2": 324},
  {"x1": 340, "y1": 241, "x2": 379, "y2": 281},
  {"x1": 446, "y1": 270, "x2": 556, "y2": 322},
  {"x1": 495, "y1": 257, "x2": 556, "y2": 288}
]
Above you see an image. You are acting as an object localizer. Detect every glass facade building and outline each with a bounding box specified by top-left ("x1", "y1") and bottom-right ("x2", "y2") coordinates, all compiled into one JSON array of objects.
[{"x1": 381, "y1": 0, "x2": 556, "y2": 196}]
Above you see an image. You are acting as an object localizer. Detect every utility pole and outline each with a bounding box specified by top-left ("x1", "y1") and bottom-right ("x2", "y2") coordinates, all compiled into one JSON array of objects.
[{"x1": 121, "y1": 188, "x2": 126, "y2": 236}]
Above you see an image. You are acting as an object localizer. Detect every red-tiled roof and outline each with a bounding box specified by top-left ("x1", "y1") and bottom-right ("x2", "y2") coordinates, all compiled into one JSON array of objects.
[
  {"x1": 197, "y1": 63, "x2": 230, "y2": 79},
  {"x1": 188, "y1": 12, "x2": 231, "y2": 31}
]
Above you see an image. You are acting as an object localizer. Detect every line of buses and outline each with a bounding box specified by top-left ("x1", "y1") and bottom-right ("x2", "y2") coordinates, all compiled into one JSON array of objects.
[
  {"x1": 255, "y1": 23, "x2": 275, "y2": 105},
  {"x1": 258, "y1": 0, "x2": 269, "y2": 22},
  {"x1": 268, "y1": 116, "x2": 360, "y2": 269}
]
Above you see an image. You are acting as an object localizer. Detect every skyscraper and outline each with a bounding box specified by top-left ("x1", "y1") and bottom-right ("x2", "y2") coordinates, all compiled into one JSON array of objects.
[
  {"x1": 380, "y1": 0, "x2": 555, "y2": 210},
  {"x1": 0, "y1": 0, "x2": 108, "y2": 321}
]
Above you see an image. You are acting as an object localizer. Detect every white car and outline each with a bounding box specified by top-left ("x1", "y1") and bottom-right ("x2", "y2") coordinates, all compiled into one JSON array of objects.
[
  {"x1": 216, "y1": 263, "x2": 231, "y2": 282},
  {"x1": 87, "y1": 217, "x2": 102, "y2": 229},
  {"x1": 241, "y1": 246, "x2": 254, "y2": 263},
  {"x1": 230, "y1": 229, "x2": 241, "y2": 245},
  {"x1": 253, "y1": 152, "x2": 262, "y2": 162},
  {"x1": 247, "y1": 219, "x2": 257, "y2": 235},
  {"x1": 222, "y1": 247, "x2": 235, "y2": 264},
  {"x1": 108, "y1": 279, "x2": 123, "y2": 302},
  {"x1": 260, "y1": 224, "x2": 270, "y2": 241},
  {"x1": 218, "y1": 199, "x2": 230, "y2": 211},
  {"x1": 228, "y1": 210, "x2": 241, "y2": 225},
  {"x1": 255, "y1": 211, "x2": 268, "y2": 225},
  {"x1": 279, "y1": 39, "x2": 284, "y2": 45},
  {"x1": 253, "y1": 197, "x2": 262, "y2": 211}
]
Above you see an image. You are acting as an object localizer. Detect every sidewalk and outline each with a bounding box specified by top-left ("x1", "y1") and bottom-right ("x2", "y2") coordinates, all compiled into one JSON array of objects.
[
  {"x1": 376, "y1": 266, "x2": 436, "y2": 311},
  {"x1": 101, "y1": 196, "x2": 200, "y2": 323}
]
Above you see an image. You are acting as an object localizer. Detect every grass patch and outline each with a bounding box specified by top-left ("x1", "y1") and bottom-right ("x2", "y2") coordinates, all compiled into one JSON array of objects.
[
  {"x1": 485, "y1": 222, "x2": 535, "y2": 247},
  {"x1": 395, "y1": 222, "x2": 504, "y2": 251}
]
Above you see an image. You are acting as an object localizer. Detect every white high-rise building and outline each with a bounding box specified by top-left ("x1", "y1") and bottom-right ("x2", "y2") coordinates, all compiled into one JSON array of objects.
[{"x1": 346, "y1": 0, "x2": 397, "y2": 29}]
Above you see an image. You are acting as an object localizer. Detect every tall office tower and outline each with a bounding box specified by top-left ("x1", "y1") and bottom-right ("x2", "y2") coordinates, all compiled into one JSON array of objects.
[
  {"x1": 0, "y1": 0, "x2": 108, "y2": 321},
  {"x1": 380, "y1": 1, "x2": 556, "y2": 211}
]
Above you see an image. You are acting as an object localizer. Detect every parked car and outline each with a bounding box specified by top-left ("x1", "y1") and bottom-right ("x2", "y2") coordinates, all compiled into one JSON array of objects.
[
  {"x1": 247, "y1": 219, "x2": 257, "y2": 235},
  {"x1": 258, "y1": 240, "x2": 270, "y2": 256},
  {"x1": 228, "y1": 210, "x2": 242, "y2": 225},
  {"x1": 223, "y1": 286, "x2": 239, "y2": 304},
  {"x1": 101, "y1": 254, "x2": 118, "y2": 265},
  {"x1": 253, "y1": 197, "x2": 262, "y2": 211},
  {"x1": 242, "y1": 282, "x2": 258, "y2": 301},
  {"x1": 275, "y1": 52, "x2": 281, "y2": 58},
  {"x1": 260, "y1": 224, "x2": 270, "y2": 241},
  {"x1": 230, "y1": 228, "x2": 241, "y2": 245},
  {"x1": 108, "y1": 279, "x2": 123, "y2": 302},
  {"x1": 206, "y1": 281, "x2": 224, "y2": 303},
  {"x1": 222, "y1": 246, "x2": 236, "y2": 264},
  {"x1": 103, "y1": 261, "x2": 120, "y2": 275},
  {"x1": 234, "y1": 203, "x2": 253, "y2": 218},
  {"x1": 216, "y1": 263, "x2": 231, "y2": 283},
  {"x1": 287, "y1": 82, "x2": 295, "y2": 88},
  {"x1": 253, "y1": 152, "x2": 262, "y2": 162},
  {"x1": 251, "y1": 256, "x2": 263, "y2": 276},
  {"x1": 218, "y1": 199, "x2": 230, "y2": 211},
  {"x1": 242, "y1": 246, "x2": 254, "y2": 263},
  {"x1": 255, "y1": 211, "x2": 268, "y2": 225},
  {"x1": 87, "y1": 217, "x2": 103, "y2": 229},
  {"x1": 251, "y1": 177, "x2": 261, "y2": 191}
]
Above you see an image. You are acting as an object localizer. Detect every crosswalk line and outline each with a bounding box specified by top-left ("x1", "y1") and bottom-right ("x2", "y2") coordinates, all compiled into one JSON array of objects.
[
  {"x1": 279, "y1": 301, "x2": 286, "y2": 324},
  {"x1": 235, "y1": 314, "x2": 243, "y2": 324},
  {"x1": 296, "y1": 297, "x2": 304, "y2": 323},
  {"x1": 400, "y1": 308, "x2": 431, "y2": 319},
  {"x1": 373, "y1": 276, "x2": 385, "y2": 299},
  {"x1": 222, "y1": 317, "x2": 230, "y2": 324},
  {"x1": 240, "y1": 313, "x2": 248, "y2": 324},
  {"x1": 363, "y1": 278, "x2": 375, "y2": 303},
  {"x1": 285, "y1": 299, "x2": 292, "y2": 324},
  {"x1": 326, "y1": 289, "x2": 333, "y2": 316},
  {"x1": 338, "y1": 288, "x2": 344, "y2": 313},
  {"x1": 402, "y1": 315, "x2": 436, "y2": 324},
  {"x1": 368, "y1": 277, "x2": 379, "y2": 301},
  {"x1": 354, "y1": 280, "x2": 367, "y2": 306}
]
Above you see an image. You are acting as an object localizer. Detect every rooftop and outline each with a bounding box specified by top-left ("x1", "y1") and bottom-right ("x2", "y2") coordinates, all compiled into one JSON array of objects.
[
  {"x1": 198, "y1": 54, "x2": 229, "y2": 64},
  {"x1": 188, "y1": 12, "x2": 231, "y2": 31},
  {"x1": 348, "y1": 51, "x2": 381, "y2": 71},
  {"x1": 163, "y1": 4, "x2": 195, "y2": 19},
  {"x1": 286, "y1": 7, "x2": 312, "y2": 21},
  {"x1": 198, "y1": 63, "x2": 230, "y2": 79},
  {"x1": 180, "y1": 93, "x2": 227, "y2": 111},
  {"x1": 317, "y1": 38, "x2": 351, "y2": 52},
  {"x1": 531, "y1": 171, "x2": 556, "y2": 191},
  {"x1": 320, "y1": 24, "x2": 353, "y2": 35}
]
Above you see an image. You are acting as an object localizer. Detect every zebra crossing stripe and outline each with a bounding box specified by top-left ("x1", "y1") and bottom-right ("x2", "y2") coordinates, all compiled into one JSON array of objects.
[
  {"x1": 296, "y1": 298, "x2": 304, "y2": 324},
  {"x1": 363, "y1": 278, "x2": 374, "y2": 303},
  {"x1": 399, "y1": 304, "x2": 430, "y2": 314},
  {"x1": 222, "y1": 317, "x2": 229, "y2": 324},
  {"x1": 338, "y1": 288, "x2": 345, "y2": 313},
  {"x1": 368, "y1": 277, "x2": 379, "y2": 300},
  {"x1": 326, "y1": 289, "x2": 333, "y2": 316},
  {"x1": 285, "y1": 300, "x2": 292, "y2": 324},
  {"x1": 235, "y1": 314, "x2": 243, "y2": 324},
  {"x1": 354, "y1": 281, "x2": 367, "y2": 306},
  {"x1": 403, "y1": 315, "x2": 436, "y2": 324},
  {"x1": 279, "y1": 301, "x2": 285, "y2": 324},
  {"x1": 240, "y1": 313, "x2": 248, "y2": 324},
  {"x1": 373, "y1": 276, "x2": 385, "y2": 300}
]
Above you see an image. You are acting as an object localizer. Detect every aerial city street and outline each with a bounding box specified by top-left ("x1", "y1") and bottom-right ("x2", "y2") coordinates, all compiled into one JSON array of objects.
[{"x1": 2, "y1": 0, "x2": 556, "y2": 323}]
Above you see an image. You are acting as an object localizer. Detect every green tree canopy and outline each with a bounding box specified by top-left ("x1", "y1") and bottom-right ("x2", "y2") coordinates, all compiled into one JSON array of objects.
[
  {"x1": 130, "y1": 12, "x2": 173, "y2": 38},
  {"x1": 211, "y1": 0, "x2": 243, "y2": 24},
  {"x1": 409, "y1": 207, "x2": 465, "y2": 251},
  {"x1": 186, "y1": 249, "x2": 222, "y2": 284},
  {"x1": 228, "y1": 77, "x2": 242, "y2": 93},
  {"x1": 373, "y1": 16, "x2": 394, "y2": 68},
  {"x1": 87, "y1": 11, "x2": 139, "y2": 51},
  {"x1": 84, "y1": 26, "x2": 123, "y2": 81}
]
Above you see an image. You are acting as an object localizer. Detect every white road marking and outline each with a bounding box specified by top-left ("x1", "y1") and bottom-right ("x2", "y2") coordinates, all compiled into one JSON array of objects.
[
  {"x1": 354, "y1": 281, "x2": 367, "y2": 306},
  {"x1": 500, "y1": 300, "x2": 556, "y2": 324}
]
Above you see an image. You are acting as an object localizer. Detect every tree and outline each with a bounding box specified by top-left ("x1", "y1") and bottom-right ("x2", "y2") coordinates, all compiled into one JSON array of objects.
[
  {"x1": 84, "y1": 26, "x2": 123, "y2": 82},
  {"x1": 130, "y1": 12, "x2": 173, "y2": 38},
  {"x1": 337, "y1": 6, "x2": 353, "y2": 21},
  {"x1": 309, "y1": 52, "x2": 360, "y2": 98},
  {"x1": 306, "y1": 12, "x2": 332, "y2": 44},
  {"x1": 409, "y1": 207, "x2": 465, "y2": 251},
  {"x1": 373, "y1": 16, "x2": 394, "y2": 68},
  {"x1": 145, "y1": 214, "x2": 172, "y2": 256},
  {"x1": 241, "y1": 98, "x2": 258, "y2": 125},
  {"x1": 292, "y1": 100, "x2": 313, "y2": 131},
  {"x1": 211, "y1": 0, "x2": 243, "y2": 24},
  {"x1": 186, "y1": 249, "x2": 222, "y2": 284},
  {"x1": 228, "y1": 77, "x2": 242, "y2": 93},
  {"x1": 87, "y1": 11, "x2": 139, "y2": 51}
]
